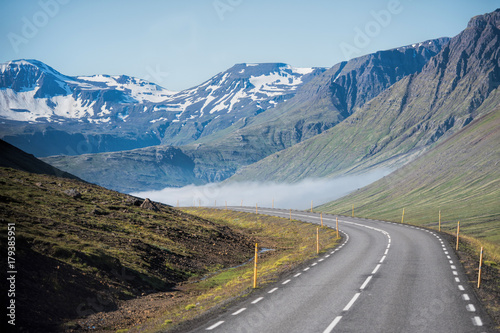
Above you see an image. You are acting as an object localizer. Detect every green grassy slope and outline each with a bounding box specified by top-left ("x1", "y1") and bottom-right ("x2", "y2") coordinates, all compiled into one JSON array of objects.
[{"x1": 318, "y1": 106, "x2": 500, "y2": 246}]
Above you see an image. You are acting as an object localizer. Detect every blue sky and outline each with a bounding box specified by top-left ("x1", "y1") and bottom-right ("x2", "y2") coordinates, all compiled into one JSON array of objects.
[{"x1": 1, "y1": 0, "x2": 498, "y2": 91}]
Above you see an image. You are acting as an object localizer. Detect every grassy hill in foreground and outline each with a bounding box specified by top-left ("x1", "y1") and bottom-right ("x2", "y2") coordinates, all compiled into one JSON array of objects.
[
  {"x1": 318, "y1": 106, "x2": 500, "y2": 248},
  {"x1": 0, "y1": 168, "x2": 256, "y2": 331}
]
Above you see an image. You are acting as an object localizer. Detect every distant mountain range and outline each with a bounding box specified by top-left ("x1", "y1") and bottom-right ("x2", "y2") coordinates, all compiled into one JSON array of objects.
[
  {"x1": 2, "y1": 9, "x2": 499, "y2": 194},
  {"x1": 0, "y1": 60, "x2": 324, "y2": 156},
  {"x1": 39, "y1": 37, "x2": 450, "y2": 192}
]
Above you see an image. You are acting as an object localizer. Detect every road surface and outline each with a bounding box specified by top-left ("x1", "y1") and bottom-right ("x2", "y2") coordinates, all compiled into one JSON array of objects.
[{"x1": 188, "y1": 207, "x2": 493, "y2": 333}]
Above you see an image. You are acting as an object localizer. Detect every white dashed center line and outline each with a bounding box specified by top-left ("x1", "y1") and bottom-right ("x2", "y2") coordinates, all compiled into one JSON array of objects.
[{"x1": 343, "y1": 293, "x2": 361, "y2": 311}]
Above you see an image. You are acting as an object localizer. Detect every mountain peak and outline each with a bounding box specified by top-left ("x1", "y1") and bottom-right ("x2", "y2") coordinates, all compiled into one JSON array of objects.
[{"x1": 467, "y1": 8, "x2": 500, "y2": 29}]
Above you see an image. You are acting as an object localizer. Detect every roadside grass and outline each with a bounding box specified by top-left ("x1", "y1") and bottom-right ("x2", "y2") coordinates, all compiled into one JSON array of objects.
[{"x1": 130, "y1": 208, "x2": 340, "y2": 332}]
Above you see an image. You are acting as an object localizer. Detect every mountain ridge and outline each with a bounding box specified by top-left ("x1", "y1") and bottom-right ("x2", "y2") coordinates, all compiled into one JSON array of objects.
[{"x1": 228, "y1": 9, "x2": 500, "y2": 183}]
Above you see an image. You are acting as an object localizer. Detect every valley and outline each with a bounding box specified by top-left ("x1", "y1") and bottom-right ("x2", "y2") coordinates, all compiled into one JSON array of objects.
[{"x1": 0, "y1": 5, "x2": 499, "y2": 333}]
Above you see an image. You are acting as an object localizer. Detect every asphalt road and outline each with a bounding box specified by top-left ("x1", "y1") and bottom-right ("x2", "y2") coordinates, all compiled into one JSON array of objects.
[{"x1": 188, "y1": 207, "x2": 493, "y2": 333}]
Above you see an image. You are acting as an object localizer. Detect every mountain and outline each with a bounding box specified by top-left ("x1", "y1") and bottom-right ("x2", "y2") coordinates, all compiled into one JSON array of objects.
[
  {"x1": 43, "y1": 145, "x2": 202, "y2": 192},
  {"x1": 146, "y1": 63, "x2": 326, "y2": 146},
  {"x1": 0, "y1": 60, "x2": 324, "y2": 156},
  {"x1": 318, "y1": 105, "x2": 500, "y2": 244},
  {"x1": 229, "y1": 9, "x2": 500, "y2": 183},
  {"x1": 41, "y1": 38, "x2": 449, "y2": 192}
]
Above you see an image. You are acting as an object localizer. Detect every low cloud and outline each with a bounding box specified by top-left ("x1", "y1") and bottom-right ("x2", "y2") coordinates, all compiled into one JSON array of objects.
[{"x1": 131, "y1": 169, "x2": 393, "y2": 210}]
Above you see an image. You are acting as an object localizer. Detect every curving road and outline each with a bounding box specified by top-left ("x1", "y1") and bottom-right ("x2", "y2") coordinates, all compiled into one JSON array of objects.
[{"x1": 188, "y1": 207, "x2": 493, "y2": 333}]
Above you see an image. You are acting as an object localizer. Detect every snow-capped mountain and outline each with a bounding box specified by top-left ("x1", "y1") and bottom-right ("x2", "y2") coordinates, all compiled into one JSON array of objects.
[
  {"x1": 0, "y1": 59, "x2": 176, "y2": 123},
  {"x1": 0, "y1": 60, "x2": 325, "y2": 156},
  {"x1": 148, "y1": 63, "x2": 325, "y2": 144}
]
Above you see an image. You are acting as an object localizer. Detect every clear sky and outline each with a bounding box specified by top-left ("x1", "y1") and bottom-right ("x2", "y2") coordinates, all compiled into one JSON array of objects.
[{"x1": 1, "y1": 0, "x2": 498, "y2": 91}]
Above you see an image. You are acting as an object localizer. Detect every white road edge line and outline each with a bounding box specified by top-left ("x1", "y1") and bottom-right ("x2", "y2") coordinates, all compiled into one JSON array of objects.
[
  {"x1": 472, "y1": 316, "x2": 483, "y2": 326},
  {"x1": 251, "y1": 297, "x2": 264, "y2": 304},
  {"x1": 466, "y1": 304, "x2": 476, "y2": 312},
  {"x1": 206, "y1": 321, "x2": 224, "y2": 330},
  {"x1": 232, "y1": 308, "x2": 246, "y2": 315}
]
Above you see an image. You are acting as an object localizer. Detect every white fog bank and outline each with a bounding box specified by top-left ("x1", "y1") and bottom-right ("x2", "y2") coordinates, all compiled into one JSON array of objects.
[{"x1": 130, "y1": 169, "x2": 393, "y2": 210}]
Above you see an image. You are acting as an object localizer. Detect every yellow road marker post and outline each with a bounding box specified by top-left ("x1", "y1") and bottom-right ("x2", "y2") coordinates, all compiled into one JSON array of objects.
[
  {"x1": 456, "y1": 221, "x2": 460, "y2": 251},
  {"x1": 478, "y1": 247, "x2": 484, "y2": 289},
  {"x1": 225, "y1": 200, "x2": 227, "y2": 211},
  {"x1": 316, "y1": 228, "x2": 320, "y2": 254},
  {"x1": 272, "y1": 198, "x2": 274, "y2": 209},
  {"x1": 311, "y1": 201, "x2": 313, "y2": 213},
  {"x1": 438, "y1": 210, "x2": 441, "y2": 232},
  {"x1": 336, "y1": 217, "x2": 339, "y2": 239},
  {"x1": 321, "y1": 213, "x2": 323, "y2": 227},
  {"x1": 253, "y1": 243, "x2": 258, "y2": 288},
  {"x1": 176, "y1": 199, "x2": 179, "y2": 208},
  {"x1": 289, "y1": 209, "x2": 292, "y2": 221},
  {"x1": 401, "y1": 208, "x2": 405, "y2": 224},
  {"x1": 256, "y1": 203, "x2": 258, "y2": 214}
]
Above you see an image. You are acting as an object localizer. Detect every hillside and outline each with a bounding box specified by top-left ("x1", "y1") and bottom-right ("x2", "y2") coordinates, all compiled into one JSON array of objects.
[
  {"x1": 0, "y1": 139, "x2": 81, "y2": 181},
  {"x1": 0, "y1": 168, "x2": 256, "y2": 331},
  {"x1": 229, "y1": 9, "x2": 500, "y2": 183},
  {"x1": 318, "y1": 105, "x2": 500, "y2": 244},
  {"x1": 42, "y1": 39, "x2": 448, "y2": 192}
]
